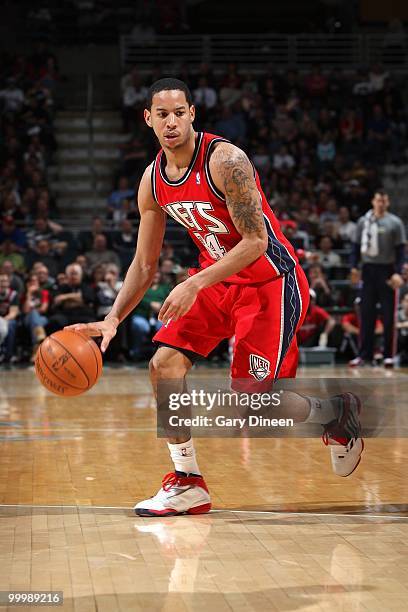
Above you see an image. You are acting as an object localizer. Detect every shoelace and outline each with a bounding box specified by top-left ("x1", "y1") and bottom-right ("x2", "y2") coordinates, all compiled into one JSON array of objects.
[{"x1": 162, "y1": 472, "x2": 181, "y2": 492}]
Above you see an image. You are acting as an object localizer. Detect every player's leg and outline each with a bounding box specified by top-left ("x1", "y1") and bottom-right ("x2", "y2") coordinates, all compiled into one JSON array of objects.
[
  {"x1": 232, "y1": 266, "x2": 363, "y2": 476},
  {"x1": 278, "y1": 331, "x2": 363, "y2": 477},
  {"x1": 134, "y1": 282, "x2": 231, "y2": 517},
  {"x1": 134, "y1": 346, "x2": 212, "y2": 517}
]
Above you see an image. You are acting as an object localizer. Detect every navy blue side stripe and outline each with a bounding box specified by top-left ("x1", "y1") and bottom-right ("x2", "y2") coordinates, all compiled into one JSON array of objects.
[
  {"x1": 263, "y1": 213, "x2": 296, "y2": 276},
  {"x1": 274, "y1": 268, "x2": 302, "y2": 379}
]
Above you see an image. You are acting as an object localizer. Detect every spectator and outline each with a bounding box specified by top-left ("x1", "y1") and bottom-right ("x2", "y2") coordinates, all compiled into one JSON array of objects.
[
  {"x1": 75, "y1": 254, "x2": 90, "y2": 279},
  {"x1": 118, "y1": 134, "x2": 150, "y2": 181},
  {"x1": 0, "y1": 240, "x2": 25, "y2": 274},
  {"x1": 273, "y1": 145, "x2": 295, "y2": 170},
  {"x1": 280, "y1": 220, "x2": 309, "y2": 250},
  {"x1": 339, "y1": 108, "x2": 363, "y2": 143},
  {"x1": 160, "y1": 258, "x2": 177, "y2": 286},
  {"x1": 319, "y1": 198, "x2": 339, "y2": 227},
  {"x1": 1, "y1": 193, "x2": 25, "y2": 222},
  {"x1": 317, "y1": 107, "x2": 337, "y2": 135},
  {"x1": 337, "y1": 206, "x2": 356, "y2": 243},
  {"x1": 28, "y1": 238, "x2": 59, "y2": 277},
  {"x1": 46, "y1": 263, "x2": 95, "y2": 334},
  {"x1": 273, "y1": 105, "x2": 298, "y2": 141},
  {"x1": 319, "y1": 220, "x2": 343, "y2": 249},
  {"x1": 308, "y1": 264, "x2": 333, "y2": 307},
  {"x1": 297, "y1": 289, "x2": 335, "y2": 347},
  {"x1": 0, "y1": 259, "x2": 24, "y2": 296},
  {"x1": 316, "y1": 132, "x2": 336, "y2": 164},
  {"x1": 89, "y1": 264, "x2": 106, "y2": 288},
  {"x1": 314, "y1": 236, "x2": 341, "y2": 268},
  {"x1": 0, "y1": 78, "x2": 24, "y2": 114},
  {"x1": 113, "y1": 219, "x2": 137, "y2": 270},
  {"x1": 32, "y1": 263, "x2": 56, "y2": 291},
  {"x1": 107, "y1": 176, "x2": 135, "y2": 226},
  {"x1": 78, "y1": 217, "x2": 111, "y2": 252},
  {"x1": 193, "y1": 77, "x2": 217, "y2": 113},
  {"x1": 219, "y1": 74, "x2": 241, "y2": 107},
  {"x1": 304, "y1": 65, "x2": 328, "y2": 99},
  {"x1": 121, "y1": 69, "x2": 148, "y2": 132},
  {"x1": 369, "y1": 63, "x2": 389, "y2": 92},
  {"x1": 366, "y1": 104, "x2": 391, "y2": 160},
  {"x1": 85, "y1": 234, "x2": 121, "y2": 271},
  {"x1": 26, "y1": 217, "x2": 66, "y2": 254},
  {"x1": 0, "y1": 218, "x2": 26, "y2": 251},
  {"x1": 22, "y1": 272, "x2": 49, "y2": 361},
  {"x1": 129, "y1": 271, "x2": 170, "y2": 360},
  {"x1": 214, "y1": 105, "x2": 246, "y2": 144},
  {"x1": 56, "y1": 272, "x2": 67, "y2": 287},
  {"x1": 0, "y1": 273, "x2": 19, "y2": 363}
]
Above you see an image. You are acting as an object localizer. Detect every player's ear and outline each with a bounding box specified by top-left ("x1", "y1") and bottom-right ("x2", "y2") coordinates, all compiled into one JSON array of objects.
[
  {"x1": 189, "y1": 104, "x2": 195, "y2": 123},
  {"x1": 144, "y1": 109, "x2": 152, "y2": 127}
]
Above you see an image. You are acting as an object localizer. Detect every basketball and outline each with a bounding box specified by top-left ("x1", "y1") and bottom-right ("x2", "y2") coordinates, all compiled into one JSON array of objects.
[{"x1": 35, "y1": 330, "x2": 103, "y2": 397}]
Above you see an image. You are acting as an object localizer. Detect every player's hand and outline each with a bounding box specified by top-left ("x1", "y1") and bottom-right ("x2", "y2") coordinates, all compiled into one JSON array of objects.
[
  {"x1": 387, "y1": 273, "x2": 404, "y2": 290},
  {"x1": 158, "y1": 280, "x2": 199, "y2": 325},
  {"x1": 64, "y1": 317, "x2": 119, "y2": 353}
]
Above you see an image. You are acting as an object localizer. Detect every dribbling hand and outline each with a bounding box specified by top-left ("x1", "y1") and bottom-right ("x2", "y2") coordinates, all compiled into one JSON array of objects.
[{"x1": 64, "y1": 317, "x2": 119, "y2": 353}]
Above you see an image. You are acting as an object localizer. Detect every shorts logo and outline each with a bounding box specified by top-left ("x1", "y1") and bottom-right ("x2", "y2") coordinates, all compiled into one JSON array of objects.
[{"x1": 249, "y1": 354, "x2": 271, "y2": 381}]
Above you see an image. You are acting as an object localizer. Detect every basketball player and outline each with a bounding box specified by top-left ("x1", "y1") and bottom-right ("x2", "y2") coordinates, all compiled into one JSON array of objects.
[{"x1": 67, "y1": 79, "x2": 363, "y2": 516}]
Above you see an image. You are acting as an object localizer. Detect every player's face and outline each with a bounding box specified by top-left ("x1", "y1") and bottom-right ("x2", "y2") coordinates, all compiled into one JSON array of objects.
[{"x1": 144, "y1": 90, "x2": 195, "y2": 150}]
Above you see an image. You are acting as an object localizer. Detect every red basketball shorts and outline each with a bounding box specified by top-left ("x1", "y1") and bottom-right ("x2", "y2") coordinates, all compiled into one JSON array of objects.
[{"x1": 153, "y1": 265, "x2": 310, "y2": 391}]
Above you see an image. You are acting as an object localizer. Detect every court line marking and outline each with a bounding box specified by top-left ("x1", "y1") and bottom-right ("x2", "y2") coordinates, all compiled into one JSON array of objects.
[{"x1": 0, "y1": 503, "x2": 407, "y2": 519}]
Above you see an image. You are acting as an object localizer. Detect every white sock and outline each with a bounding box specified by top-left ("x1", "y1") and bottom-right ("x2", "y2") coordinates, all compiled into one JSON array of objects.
[
  {"x1": 304, "y1": 396, "x2": 341, "y2": 425},
  {"x1": 167, "y1": 438, "x2": 201, "y2": 475}
]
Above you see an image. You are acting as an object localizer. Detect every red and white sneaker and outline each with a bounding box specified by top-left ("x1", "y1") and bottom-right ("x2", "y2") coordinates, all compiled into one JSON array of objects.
[
  {"x1": 134, "y1": 471, "x2": 212, "y2": 517},
  {"x1": 322, "y1": 392, "x2": 364, "y2": 477}
]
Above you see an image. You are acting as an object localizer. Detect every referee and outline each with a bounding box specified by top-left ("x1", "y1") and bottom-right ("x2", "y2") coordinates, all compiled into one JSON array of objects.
[{"x1": 350, "y1": 188, "x2": 406, "y2": 367}]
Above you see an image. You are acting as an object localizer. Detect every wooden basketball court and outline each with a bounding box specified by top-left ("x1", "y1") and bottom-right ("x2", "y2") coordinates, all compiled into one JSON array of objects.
[{"x1": 0, "y1": 365, "x2": 407, "y2": 611}]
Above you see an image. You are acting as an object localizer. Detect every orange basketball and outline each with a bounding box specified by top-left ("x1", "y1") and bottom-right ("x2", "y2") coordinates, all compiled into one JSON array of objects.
[{"x1": 35, "y1": 329, "x2": 103, "y2": 396}]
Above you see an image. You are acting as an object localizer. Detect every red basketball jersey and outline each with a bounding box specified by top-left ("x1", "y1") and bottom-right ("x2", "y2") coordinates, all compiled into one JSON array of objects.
[{"x1": 152, "y1": 131, "x2": 298, "y2": 284}]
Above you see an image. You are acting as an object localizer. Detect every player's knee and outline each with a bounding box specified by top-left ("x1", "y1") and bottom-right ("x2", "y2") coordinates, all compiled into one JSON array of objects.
[{"x1": 149, "y1": 348, "x2": 189, "y2": 380}]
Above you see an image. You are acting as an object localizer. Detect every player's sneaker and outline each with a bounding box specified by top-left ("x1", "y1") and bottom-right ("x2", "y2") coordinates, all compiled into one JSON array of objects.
[
  {"x1": 383, "y1": 358, "x2": 394, "y2": 369},
  {"x1": 322, "y1": 392, "x2": 364, "y2": 477},
  {"x1": 134, "y1": 471, "x2": 211, "y2": 517}
]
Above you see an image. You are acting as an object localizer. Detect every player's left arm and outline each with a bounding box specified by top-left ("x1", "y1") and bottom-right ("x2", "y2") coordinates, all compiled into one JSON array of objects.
[{"x1": 159, "y1": 142, "x2": 268, "y2": 324}]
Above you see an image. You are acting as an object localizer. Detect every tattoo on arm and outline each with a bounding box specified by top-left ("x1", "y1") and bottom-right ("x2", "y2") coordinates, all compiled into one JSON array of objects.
[{"x1": 213, "y1": 146, "x2": 265, "y2": 236}]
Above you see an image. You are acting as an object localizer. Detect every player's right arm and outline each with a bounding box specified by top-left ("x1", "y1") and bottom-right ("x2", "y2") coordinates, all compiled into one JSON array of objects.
[{"x1": 65, "y1": 164, "x2": 166, "y2": 352}]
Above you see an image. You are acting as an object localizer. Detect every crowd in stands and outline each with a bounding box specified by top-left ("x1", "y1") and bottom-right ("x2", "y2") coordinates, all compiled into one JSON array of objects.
[
  {"x1": 1, "y1": 57, "x2": 408, "y2": 366},
  {"x1": 116, "y1": 61, "x2": 408, "y2": 360}
]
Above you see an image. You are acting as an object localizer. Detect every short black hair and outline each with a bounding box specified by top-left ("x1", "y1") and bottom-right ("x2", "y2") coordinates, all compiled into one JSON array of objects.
[{"x1": 146, "y1": 78, "x2": 192, "y2": 108}]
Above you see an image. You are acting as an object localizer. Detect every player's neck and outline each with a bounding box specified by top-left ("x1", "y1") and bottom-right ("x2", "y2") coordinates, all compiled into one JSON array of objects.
[{"x1": 163, "y1": 129, "x2": 197, "y2": 175}]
